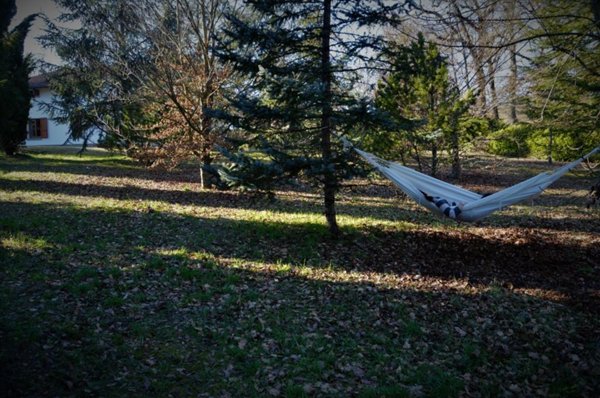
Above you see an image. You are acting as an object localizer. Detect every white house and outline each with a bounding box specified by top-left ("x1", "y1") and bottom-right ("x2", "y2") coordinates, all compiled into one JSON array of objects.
[{"x1": 26, "y1": 75, "x2": 100, "y2": 147}]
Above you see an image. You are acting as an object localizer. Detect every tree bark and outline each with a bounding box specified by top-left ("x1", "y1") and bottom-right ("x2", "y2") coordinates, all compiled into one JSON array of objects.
[
  {"x1": 450, "y1": 116, "x2": 461, "y2": 179},
  {"x1": 509, "y1": 44, "x2": 519, "y2": 123},
  {"x1": 431, "y1": 143, "x2": 438, "y2": 178},
  {"x1": 488, "y1": 60, "x2": 500, "y2": 119},
  {"x1": 592, "y1": 0, "x2": 600, "y2": 28},
  {"x1": 474, "y1": 59, "x2": 487, "y2": 116},
  {"x1": 199, "y1": 146, "x2": 213, "y2": 189},
  {"x1": 199, "y1": 74, "x2": 214, "y2": 189},
  {"x1": 548, "y1": 128, "x2": 553, "y2": 164},
  {"x1": 321, "y1": 0, "x2": 339, "y2": 236},
  {"x1": 451, "y1": 2, "x2": 488, "y2": 116}
]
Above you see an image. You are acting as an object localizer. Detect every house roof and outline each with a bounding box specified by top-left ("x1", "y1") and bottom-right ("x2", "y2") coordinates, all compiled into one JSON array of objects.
[{"x1": 29, "y1": 74, "x2": 50, "y2": 89}]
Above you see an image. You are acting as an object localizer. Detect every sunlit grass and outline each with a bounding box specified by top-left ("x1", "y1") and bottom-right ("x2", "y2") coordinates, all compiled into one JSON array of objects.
[
  {"x1": 0, "y1": 187, "x2": 409, "y2": 230},
  {"x1": 24, "y1": 145, "x2": 125, "y2": 159},
  {"x1": 1, "y1": 233, "x2": 51, "y2": 252}
]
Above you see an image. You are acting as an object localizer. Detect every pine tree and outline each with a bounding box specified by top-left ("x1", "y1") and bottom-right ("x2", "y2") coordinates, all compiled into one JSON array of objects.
[
  {"x1": 525, "y1": 0, "x2": 600, "y2": 162},
  {"x1": 0, "y1": 0, "x2": 37, "y2": 155},
  {"x1": 217, "y1": 0, "x2": 405, "y2": 235},
  {"x1": 41, "y1": 0, "x2": 153, "y2": 151},
  {"x1": 375, "y1": 34, "x2": 473, "y2": 177}
]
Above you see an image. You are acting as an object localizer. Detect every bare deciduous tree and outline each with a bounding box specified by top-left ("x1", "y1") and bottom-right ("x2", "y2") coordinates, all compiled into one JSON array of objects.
[{"x1": 131, "y1": 0, "x2": 232, "y2": 187}]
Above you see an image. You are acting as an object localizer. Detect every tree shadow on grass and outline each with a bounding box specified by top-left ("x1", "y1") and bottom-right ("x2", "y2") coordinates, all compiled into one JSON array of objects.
[
  {"x1": 344, "y1": 226, "x2": 599, "y2": 310},
  {"x1": 0, "y1": 154, "x2": 201, "y2": 184},
  {"x1": 476, "y1": 211, "x2": 600, "y2": 231}
]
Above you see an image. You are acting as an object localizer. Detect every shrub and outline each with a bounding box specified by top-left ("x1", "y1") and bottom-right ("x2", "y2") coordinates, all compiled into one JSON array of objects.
[
  {"x1": 488, "y1": 123, "x2": 599, "y2": 160},
  {"x1": 487, "y1": 123, "x2": 536, "y2": 157},
  {"x1": 527, "y1": 129, "x2": 600, "y2": 161}
]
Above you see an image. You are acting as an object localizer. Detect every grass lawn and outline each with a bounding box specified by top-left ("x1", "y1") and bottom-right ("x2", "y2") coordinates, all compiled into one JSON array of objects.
[{"x1": 1, "y1": 148, "x2": 599, "y2": 397}]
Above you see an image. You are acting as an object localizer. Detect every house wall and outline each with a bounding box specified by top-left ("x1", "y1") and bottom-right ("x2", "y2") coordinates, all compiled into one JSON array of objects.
[{"x1": 25, "y1": 87, "x2": 100, "y2": 147}]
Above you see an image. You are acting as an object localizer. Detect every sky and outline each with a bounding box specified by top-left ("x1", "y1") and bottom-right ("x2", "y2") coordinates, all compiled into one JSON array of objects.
[{"x1": 14, "y1": 0, "x2": 65, "y2": 68}]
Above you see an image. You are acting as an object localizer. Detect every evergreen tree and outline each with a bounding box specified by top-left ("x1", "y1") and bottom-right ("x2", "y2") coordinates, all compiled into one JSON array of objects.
[
  {"x1": 525, "y1": 0, "x2": 600, "y2": 162},
  {"x1": 375, "y1": 34, "x2": 473, "y2": 177},
  {"x1": 41, "y1": 0, "x2": 154, "y2": 152},
  {"x1": 217, "y1": 0, "x2": 405, "y2": 235},
  {"x1": 0, "y1": 0, "x2": 37, "y2": 155}
]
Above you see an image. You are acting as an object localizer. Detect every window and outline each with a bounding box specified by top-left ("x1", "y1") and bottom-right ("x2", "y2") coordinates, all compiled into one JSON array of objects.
[{"x1": 28, "y1": 118, "x2": 48, "y2": 139}]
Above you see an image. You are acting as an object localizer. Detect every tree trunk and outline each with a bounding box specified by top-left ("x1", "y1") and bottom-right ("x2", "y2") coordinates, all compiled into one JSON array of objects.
[
  {"x1": 199, "y1": 146, "x2": 213, "y2": 189},
  {"x1": 199, "y1": 165, "x2": 205, "y2": 189},
  {"x1": 411, "y1": 140, "x2": 423, "y2": 172},
  {"x1": 488, "y1": 60, "x2": 499, "y2": 119},
  {"x1": 199, "y1": 71, "x2": 215, "y2": 189},
  {"x1": 548, "y1": 128, "x2": 553, "y2": 164},
  {"x1": 431, "y1": 143, "x2": 438, "y2": 178},
  {"x1": 475, "y1": 64, "x2": 487, "y2": 116},
  {"x1": 450, "y1": 116, "x2": 461, "y2": 179},
  {"x1": 450, "y1": 138, "x2": 461, "y2": 179},
  {"x1": 509, "y1": 44, "x2": 519, "y2": 123},
  {"x1": 321, "y1": 0, "x2": 339, "y2": 236},
  {"x1": 462, "y1": 48, "x2": 471, "y2": 90},
  {"x1": 592, "y1": 0, "x2": 600, "y2": 28}
]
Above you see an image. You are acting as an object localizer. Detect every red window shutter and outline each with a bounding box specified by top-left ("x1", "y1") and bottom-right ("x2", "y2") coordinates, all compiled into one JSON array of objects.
[{"x1": 40, "y1": 118, "x2": 48, "y2": 138}]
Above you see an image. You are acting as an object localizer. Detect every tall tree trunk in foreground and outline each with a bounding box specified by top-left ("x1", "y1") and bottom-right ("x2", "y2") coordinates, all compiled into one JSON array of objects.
[{"x1": 321, "y1": 0, "x2": 339, "y2": 236}]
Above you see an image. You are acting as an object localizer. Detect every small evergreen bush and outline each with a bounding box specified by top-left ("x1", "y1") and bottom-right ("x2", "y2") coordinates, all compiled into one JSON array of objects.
[
  {"x1": 487, "y1": 123, "x2": 535, "y2": 157},
  {"x1": 488, "y1": 123, "x2": 598, "y2": 160},
  {"x1": 527, "y1": 129, "x2": 600, "y2": 161}
]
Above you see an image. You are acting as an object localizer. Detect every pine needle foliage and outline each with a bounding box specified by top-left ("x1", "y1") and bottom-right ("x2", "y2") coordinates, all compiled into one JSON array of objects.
[
  {"x1": 375, "y1": 34, "x2": 474, "y2": 177},
  {"x1": 0, "y1": 0, "x2": 37, "y2": 155},
  {"x1": 524, "y1": 0, "x2": 600, "y2": 161},
  {"x1": 216, "y1": 0, "x2": 407, "y2": 234}
]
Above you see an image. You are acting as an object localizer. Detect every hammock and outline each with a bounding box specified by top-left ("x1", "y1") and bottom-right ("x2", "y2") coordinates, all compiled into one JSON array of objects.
[{"x1": 343, "y1": 138, "x2": 599, "y2": 222}]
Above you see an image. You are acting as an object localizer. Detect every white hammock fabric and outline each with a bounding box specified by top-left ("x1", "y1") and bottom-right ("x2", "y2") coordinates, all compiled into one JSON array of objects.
[{"x1": 346, "y1": 139, "x2": 599, "y2": 222}]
